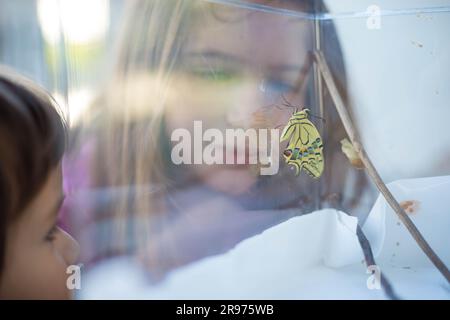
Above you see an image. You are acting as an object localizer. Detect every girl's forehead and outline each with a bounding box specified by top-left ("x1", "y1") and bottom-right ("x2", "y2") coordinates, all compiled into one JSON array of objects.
[{"x1": 186, "y1": 11, "x2": 312, "y2": 69}]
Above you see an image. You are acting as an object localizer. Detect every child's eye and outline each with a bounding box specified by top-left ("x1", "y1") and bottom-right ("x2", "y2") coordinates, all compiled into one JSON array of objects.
[
  {"x1": 45, "y1": 225, "x2": 59, "y2": 242},
  {"x1": 189, "y1": 68, "x2": 237, "y2": 82},
  {"x1": 264, "y1": 79, "x2": 295, "y2": 94}
]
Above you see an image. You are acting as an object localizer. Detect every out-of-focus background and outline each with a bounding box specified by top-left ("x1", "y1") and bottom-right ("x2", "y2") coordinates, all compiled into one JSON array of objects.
[{"x1": 0, "y1": 0, "x2": 122, "y2": 126}]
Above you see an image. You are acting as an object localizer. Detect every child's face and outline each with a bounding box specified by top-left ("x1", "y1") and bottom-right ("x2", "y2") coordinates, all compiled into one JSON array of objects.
[
  {"x1": 0, "y1": 165, "x2": 79, "y2": 299},
  {"x1": 165, "y1": 4, "x2": 312, "y2": 195}
]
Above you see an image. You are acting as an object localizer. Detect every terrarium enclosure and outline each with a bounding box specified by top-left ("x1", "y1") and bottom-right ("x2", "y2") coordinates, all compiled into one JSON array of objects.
[{"x1": 0, "y1": 0, "x2": 449, "y2": 299}]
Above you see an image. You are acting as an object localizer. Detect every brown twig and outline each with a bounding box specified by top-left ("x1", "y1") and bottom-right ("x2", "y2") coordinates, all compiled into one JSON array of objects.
[
  {"x1": 356, "y1": 224, "x2": 400, "y2": 300},
  {"x1": 313, "y1": 50, "x2": 450, "y2": 283}
]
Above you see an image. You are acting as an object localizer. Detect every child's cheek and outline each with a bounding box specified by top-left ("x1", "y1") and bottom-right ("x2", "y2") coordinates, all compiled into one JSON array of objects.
[
  {"x1": 45, "y1": 243, "x2": 75, "y2": 298},
  {"x1": 20, "y1": 243, "x2": 73, "y2": 299},
  {"x1": 0, "y1": 244, "x2": 71, "y2": 299}
]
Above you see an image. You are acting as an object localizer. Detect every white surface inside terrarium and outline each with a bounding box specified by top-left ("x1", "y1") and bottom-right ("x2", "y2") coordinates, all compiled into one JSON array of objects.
[
  {"x1": 79, "y1": 175, "x2": 450, "y2": 299},
  {"x1": 325, "y1": 0, "x2": 450, "y2": 182}
]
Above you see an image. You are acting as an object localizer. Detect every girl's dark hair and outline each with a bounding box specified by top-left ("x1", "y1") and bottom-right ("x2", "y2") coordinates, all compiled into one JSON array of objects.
[{"x1": 0, "y1": 68, "x2": 67, "y2": 275}]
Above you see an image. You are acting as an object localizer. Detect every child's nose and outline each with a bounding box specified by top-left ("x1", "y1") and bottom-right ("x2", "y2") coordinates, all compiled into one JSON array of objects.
[
  {"x1": 226, "y1": 82, "x2": 264, "y2": 128},
  {"x1": 57, "y1": 228, "x2": 80, "y2": 266}
]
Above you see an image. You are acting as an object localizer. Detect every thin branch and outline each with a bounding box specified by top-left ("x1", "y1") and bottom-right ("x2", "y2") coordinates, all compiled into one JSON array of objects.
[
  {"x1": 313, "y1": 50, "x2": 450, "y2": 283},
  {"x1": 357, "y1": 224, "x2": 400, "y2": 300}
]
